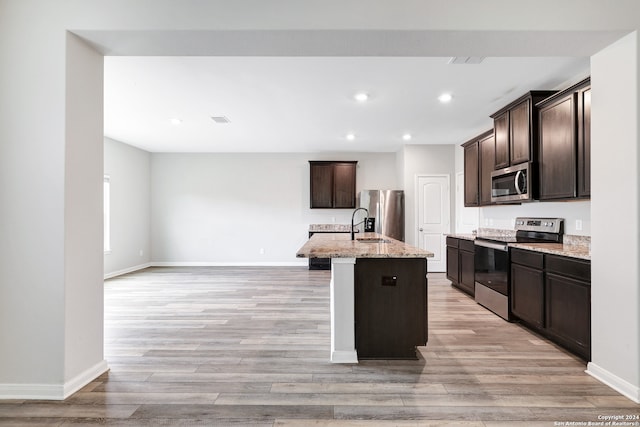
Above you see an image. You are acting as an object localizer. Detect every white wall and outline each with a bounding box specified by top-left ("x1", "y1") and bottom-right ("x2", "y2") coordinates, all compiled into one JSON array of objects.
[
  {"x1": 104, "y1": 137, "x2": 151, "y2": 277},
  {"x1": 479, "y1": 201, "x2": 591, "y2": 235},
  {"x1": 399, "y1": 145, "x2": 456, "y2": 246},
  {"x1": 588, "y1": 31, "x2": 640, "y2": 401},
  {"x1": 150, "y1": 152, "x2": 397, "y2": 265},
  {"x1": 63, "y1": 33, "x2": 108, "y2": 393}
]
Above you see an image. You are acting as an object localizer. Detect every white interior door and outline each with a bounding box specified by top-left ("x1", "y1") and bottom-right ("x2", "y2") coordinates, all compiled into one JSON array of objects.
[{"x1": 416, "y1": 175, "x2": 450, "y2": 272}]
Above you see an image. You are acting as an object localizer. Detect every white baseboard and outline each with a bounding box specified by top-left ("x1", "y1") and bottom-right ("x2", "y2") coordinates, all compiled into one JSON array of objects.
[
  {"x1": 330, "y1": 350, "x2": 358, "y2": 364},
  {"x1": 0, "y1": 360, "x2": 109, "y2": 400},
  {"x1": 151, "y1": 261, "x2": 308, "y2": 267},
  {"x1": 63, "y1": 360, "x2": 109, "y2": 399},
  {"x1": 104, "y1": 262, "x2": 152, "y2": 279},
  {"x1": 587, "y1": 362, "x2": 640, "y2": 403},
  {"x1": 105, "y1": 261, "x2": 309, "y2": 278}
]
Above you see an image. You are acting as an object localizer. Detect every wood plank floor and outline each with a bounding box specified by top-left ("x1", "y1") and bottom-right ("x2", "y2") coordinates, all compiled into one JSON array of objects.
[{"x1": 1, "y1": 267, "x2": 637, "y2": 426}]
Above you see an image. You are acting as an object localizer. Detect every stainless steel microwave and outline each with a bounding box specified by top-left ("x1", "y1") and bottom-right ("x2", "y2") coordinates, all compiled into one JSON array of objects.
[{"x1": 491, "y1": 162, "x2": 533, "y2": 203}]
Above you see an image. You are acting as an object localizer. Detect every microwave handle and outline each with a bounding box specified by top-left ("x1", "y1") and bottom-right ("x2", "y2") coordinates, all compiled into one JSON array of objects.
[{"x1": 514, "y1": 170, "x2": 524, "y2": 194}]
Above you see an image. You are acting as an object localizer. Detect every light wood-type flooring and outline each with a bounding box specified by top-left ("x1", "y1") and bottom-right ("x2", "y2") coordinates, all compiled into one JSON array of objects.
[{"x1": 1, "y1": 267, "x2": 638, "y2": 426}]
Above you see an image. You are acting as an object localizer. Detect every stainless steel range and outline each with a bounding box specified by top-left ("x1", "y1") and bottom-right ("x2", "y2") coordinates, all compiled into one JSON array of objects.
[{"x1": 474, "y1": 217, "x2": 564, "y2": 320}]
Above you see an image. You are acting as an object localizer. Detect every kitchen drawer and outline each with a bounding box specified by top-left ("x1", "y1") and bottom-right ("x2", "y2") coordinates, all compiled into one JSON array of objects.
[
  {"x1": 459, "y1": 239, "x2": 475, "y2": 252},
  {"x1": 546, "y1": 255, "x2": 591, "y2": 282},
  {"x1": 446, "y1": 237, "x2": 459, "y2": 248},
  {"x1": 511, "y1": 248, "x2": 544, "y2": 269}
]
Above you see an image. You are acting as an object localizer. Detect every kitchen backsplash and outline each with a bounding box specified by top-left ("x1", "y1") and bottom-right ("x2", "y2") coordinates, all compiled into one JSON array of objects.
[{"x1": 479, "y1": 200, "x2": 591, "y2": 236}]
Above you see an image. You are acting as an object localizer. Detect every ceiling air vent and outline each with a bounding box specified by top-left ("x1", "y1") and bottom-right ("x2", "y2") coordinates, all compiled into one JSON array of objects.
[
  {"x1": 448, "y1": 57, "x2": 485, "y2": 64},
  {"x1": 211, "y1": 116, "x2": 231, "y2": 123}
]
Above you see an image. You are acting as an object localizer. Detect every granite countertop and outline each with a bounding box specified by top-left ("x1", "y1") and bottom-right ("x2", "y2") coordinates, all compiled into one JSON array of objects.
[
  {"x1": 445, "y1": 233, "x2": 591, "y2": 261},
  {"x1": 509, "y1": 242, "x2": 591, "y2": 261},
  {"x1": 446, "y1": 233, "x2": 476, "y2": 241},
  {"x1": 309, "y1": 224, "x2": 352, "y2": 232},
  {"x1": 297, "y1": 232, "x2": 434, "y2": 259}
]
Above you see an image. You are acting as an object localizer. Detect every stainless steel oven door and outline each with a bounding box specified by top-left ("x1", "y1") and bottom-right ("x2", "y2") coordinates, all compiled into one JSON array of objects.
[
  {"x1": 474, "y1": 240, "x2": 509, "y2": 296},
  {"x1": 491, "y1": 162, "x2": 531, "y2": 203},
  {"x1": 474, "y1": 239, "x2": 511, "y2": 320}
]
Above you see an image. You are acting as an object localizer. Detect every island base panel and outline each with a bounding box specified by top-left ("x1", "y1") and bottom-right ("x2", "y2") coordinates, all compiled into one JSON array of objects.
[{"x1": 355, "y1": 258, "x2": 428, "y2": 359}]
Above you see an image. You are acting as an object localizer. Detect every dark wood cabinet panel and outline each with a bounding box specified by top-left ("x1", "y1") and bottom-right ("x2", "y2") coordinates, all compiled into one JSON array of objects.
[
  {"x1": 510, "y1": 248, "x2": 544, "y2": 269},
  {"x1": 462, "y1": 129, "x2": 492, "y2": 207},
  {"x1": 539, "y1": 95, "x2": 577, "y2": 200},
  {"x1": 309, "y1": 161, "x2": 357, "y2": 208},
  {"x1": 463, "y1": 140, "x2": 479, "y2": 207},
  {"x1": 536, "y1": 78, "x2": 590, "y2": 201},
  {"x1": 355, "y1": 258, "x2": 427, "y2": 359},
  {"x1": 578, "y1": 86, "x2": 591, "y2": 198},
  {"x1": 491, "y1": 91, "x2": 556, "y2": 171},
  {"x1": 510, "y1": 248, "x2": 591, "y2": 361},
  {"x1": 479, "y1": 132, "x2": 495, "y2": 205},
  {"x1": 459, "y1": 249, "x2": 475, "y2": 295},
  {"x1": 310, "y1": 163, "x2": 334, "y2": 208},
  {"x1": 545, "y1": 272, "x2": 591, "y2": 360},
  {"x1": 446, "y1": 237, "x2": 474, "y2": 297},
  {"x1": 333, "y1": 163, "x2": 357, "y2": 208},
  {"x1": 545, "y1": 254, "x2": 590, "y2": 282},
  {"x1": 509, "y1": 99, "x2": 531, "y2": 165},
  {"x1": 511, "y1": 263, "x2": 544, "y2": 328},
  {"x1": 446, "y1": 245, "x2": 459, "y2": 284},
  {"x1": 494, "y1": 112, "x2": 510, "y2": 169}
]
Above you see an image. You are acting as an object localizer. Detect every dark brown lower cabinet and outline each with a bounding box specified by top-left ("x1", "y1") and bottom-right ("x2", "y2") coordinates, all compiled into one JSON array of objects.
[
  {"x1": 458, "y1": 241, "x2": 475, "y2": 295},
  {"x1": 511, "y1": 263, "x2": 544, "y2": 328},
  {"x1": 446, "y1": 237, "x2": 475, "y2": 296},
  {"x1": 354, "y1": 258, "x2": 428, "y2": 359},
  {"x1": 510, "y1": 249, "x2": 591, "y2": 360},
  {"x1": 545, "y1": 255, "x2": 591, "y2": 360},
  {"x1": 446, "y1": 237, "x2": 459, "y2": 283}
]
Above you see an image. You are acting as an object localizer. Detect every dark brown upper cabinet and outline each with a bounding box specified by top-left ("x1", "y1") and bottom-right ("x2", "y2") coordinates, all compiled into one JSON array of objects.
[
  {"x1": 462, "y1": 129, "x2": 493, "y2": 207},
  {"x1": 462, "y1": 139, "x2": 479, "y2": 207},
  {"x1": 478, "y1": 131, "x2": 496, "y2": 206},
  {"x1": 537, "y1": 78, "x2": 591, "y2": 201},
  {"x1": 491, "y1": 91, "x2": 557, "y2": 169},
  {"x1": 309, "y1": 161, "x2": 357, "y2": 208},
  {"x1": 577, "y1": 85, "x2": 591, "y2": 198}
]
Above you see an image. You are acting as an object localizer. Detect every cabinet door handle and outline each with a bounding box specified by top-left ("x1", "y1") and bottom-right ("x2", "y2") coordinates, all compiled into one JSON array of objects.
[{"x1": 419, "y1": 228, "x2": 424, "y2": 231}]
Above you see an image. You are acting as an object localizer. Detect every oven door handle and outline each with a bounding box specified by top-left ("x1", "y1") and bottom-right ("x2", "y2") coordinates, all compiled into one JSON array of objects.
[{"x1": 474, "y1": 240, "x2": 509, "y2": 252}]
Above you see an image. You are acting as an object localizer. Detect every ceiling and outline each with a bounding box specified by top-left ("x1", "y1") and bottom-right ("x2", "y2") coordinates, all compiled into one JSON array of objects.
[{"x1": 104, "y1": 55, "x2": 590, "y2": 153}]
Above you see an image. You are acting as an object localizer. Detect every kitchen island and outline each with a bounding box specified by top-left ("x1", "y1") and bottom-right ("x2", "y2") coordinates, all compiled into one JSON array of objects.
[{"x1": 296, "y1": 232, "x2": 433, "y2": 363}]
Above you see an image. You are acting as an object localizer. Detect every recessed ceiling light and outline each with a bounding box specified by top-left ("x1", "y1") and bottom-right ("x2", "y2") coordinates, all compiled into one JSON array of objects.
[
  {"x1": 170, "y1": 118, "x2": 182, "y2": 125},
  {"x1": 346, "y1": 133, "x2": 356, "y2": 141},
  {"x1": 354, "y1": 93, "x2": 369, "y2": 102},
  {"x1": 402, "y1": 133, "x2": 412, "y2": 141},
  {"x1": 211, "y1": 116, "x2": 231, "y2": 124},
  {"x1": 438, "y1": 93, "x2": 453, "y2": 103}
]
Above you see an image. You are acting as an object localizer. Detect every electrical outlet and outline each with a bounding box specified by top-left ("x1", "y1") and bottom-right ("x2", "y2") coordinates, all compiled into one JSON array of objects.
[
  {"x1": 576, "y1": 219, "x2": 583, "y2": 231},
  {"x1": 139, "y1": 249, "x2": 144, "y2": 256},
  {"x1": 259, "y1": 248, "x2": 265, "y2": 255}
]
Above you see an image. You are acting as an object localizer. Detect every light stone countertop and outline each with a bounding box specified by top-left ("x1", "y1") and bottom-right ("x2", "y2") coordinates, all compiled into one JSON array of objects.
[
  {"x1": 509, "y1": 242, "x2": 591, "y2": 261},
  {"x1": 445, "y1": 233, "x2": 476, "y2": 241},
  {"x1": 296, "y1": 232, "x2": 434, "y2": 259},
  {"x1": 309, "y1": 224, "x2": 352, "y2": 232},
  {"x1": 445, "y1": 234, "x2": 591, "y2": 261}
]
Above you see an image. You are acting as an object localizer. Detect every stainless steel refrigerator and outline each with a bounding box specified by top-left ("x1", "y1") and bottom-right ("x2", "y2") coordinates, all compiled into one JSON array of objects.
[{"x1": 358, "y1": 190, "x2": 405, "y2": 242}]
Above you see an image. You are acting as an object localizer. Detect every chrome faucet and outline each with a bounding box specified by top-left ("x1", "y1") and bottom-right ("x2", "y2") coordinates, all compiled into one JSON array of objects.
[{"x1": 351, "y1": 207, "x2": 369, "y2": 240}]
